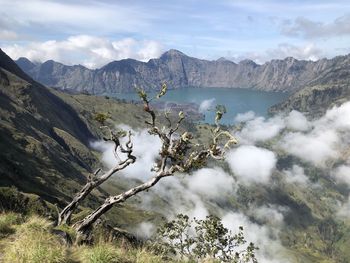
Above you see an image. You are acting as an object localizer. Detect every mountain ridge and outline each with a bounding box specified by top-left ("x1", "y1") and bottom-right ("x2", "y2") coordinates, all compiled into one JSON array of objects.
[{"x1": 14, "y1": 49, "x2": 350, "y2": 94}]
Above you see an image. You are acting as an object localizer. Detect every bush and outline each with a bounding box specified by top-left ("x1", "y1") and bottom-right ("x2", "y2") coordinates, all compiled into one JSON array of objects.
[
  {"x1": 3, "y1": 216, "x2": 67, "y2": 263},
  {"x1": 156, "y1": 214, "x2": 258, "y2": 262},
  {"x1": 0, "y1": 212, "x2": 23, "y2": 237},
  {"x1": 0, "y1": 187, "x2": 56, "y2": 218}
]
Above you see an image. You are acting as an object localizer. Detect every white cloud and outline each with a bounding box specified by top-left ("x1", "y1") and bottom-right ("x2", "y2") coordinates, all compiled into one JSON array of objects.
[
  {"x1": 198, "y1": 98, "x2": 216, "y2": 113},
  {"x1": 89, "y1": 99, "x2": 350, "y2": 262},
  {"x1": 186, "y1": 167, "x2": 236, "y2": 200},
  {"x1": 280, "y1": 102, "x2": 350, "y2": 167},
  {"x1": 316, "y1": 101, "x2": 350, "y2": 131},
  {"x1": 283, "y1": 165, "x2": 310, "y2": 185},
  {"x1": 265, "y1": 43, "x2": 323, "y2": 62},
  {"x1": 251, "y1": 205, "x2": 288, "y2": 226},
  {"x1": 232, "y1": 42, "x2": 323, "y2": 64},
  {"x1": 285, "y1": 110, "x2": 310, "y2": 131},
  {"x1": 90, "y1": 126, "x2": 161, "y2": 180},
  {"x1": 222, "y1": 212, "x2": 289, "y2": 263},
  {"x1": 236, "y1": 116, "x2": 285, "y2": 144},
  {"x1": 3, "y1": 35, "x2": 164, "y2": 68},
  {"x1": 227, "y1": 145, "x2": 277, "y2": 184},
  {"x1": 281, "y1": 14, "x2": 350, "y2": 39},
  {"x1": 0, "y1": 0, "x2": 153, "y2": 35},
  {"x1": 280, "y1": 129, "x2": 339, "y2": 167},
  {"x1": 151, "y1": 176, "x2": 209, "y2": 219},
  {"x1": 234, "y1": 111, "x2": 256, "y2": 123},
  {"x1": 332, "y1": 165, "x2": 350, "y2": 186}
]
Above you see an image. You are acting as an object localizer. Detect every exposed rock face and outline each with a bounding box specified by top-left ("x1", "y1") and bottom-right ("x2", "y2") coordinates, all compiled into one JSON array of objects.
[
  {"x1": 270, "y1": 55, "x2": 350, "y2": 115},
  {"x1": 16, "y1": 49, "x2": 350, "y2": 94}
]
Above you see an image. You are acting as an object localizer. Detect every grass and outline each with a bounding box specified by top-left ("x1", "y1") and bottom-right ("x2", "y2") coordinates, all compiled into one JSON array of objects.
[
  {"x1": 0, "y1": 212, "x2": 23, "y2": 237},
  {"x1": 74, "y1": 242, "x2": 123, "y2": 263},
  {"x1": 0, "y1": 213, "x2": 179, "y2": 263},
  {"x1": 2, "y1": 215, "x2": 67, "y2": 263}
]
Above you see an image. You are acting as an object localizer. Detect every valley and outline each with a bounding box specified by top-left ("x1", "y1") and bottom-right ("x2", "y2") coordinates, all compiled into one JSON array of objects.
[{"x1": 1, "y1": 46, "x2": 350, "y2": 262}]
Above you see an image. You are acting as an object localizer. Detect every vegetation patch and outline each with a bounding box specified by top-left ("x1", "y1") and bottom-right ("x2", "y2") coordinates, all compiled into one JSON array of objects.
[{"x1": 2, "y1": 216, "x2": 67, "y2": 263}]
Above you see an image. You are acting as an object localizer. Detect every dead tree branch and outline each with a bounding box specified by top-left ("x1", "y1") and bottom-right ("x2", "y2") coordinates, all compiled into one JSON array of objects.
[
  {"x1": 73, "y1": 84, "x2": 237, "y2": 240},
  {"x1": 57, "y1": 129, "x2": 136, "y2": 226}
]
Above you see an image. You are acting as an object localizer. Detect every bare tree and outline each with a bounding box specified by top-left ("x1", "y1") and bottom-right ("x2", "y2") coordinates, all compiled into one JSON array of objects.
[
  {"x1": 57, "y1": 128, "x2": 136, "y2": 225},
  {"x1": 73, "y1": 84, "x2": 237, "y2": 240}
]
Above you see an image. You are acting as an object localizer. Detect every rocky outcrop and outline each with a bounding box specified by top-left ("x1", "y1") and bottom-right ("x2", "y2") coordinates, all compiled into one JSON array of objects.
[
  {"x1": 269, "y1": 83, "x2": 350, "y2": 116},
  {"x1": 16, "y1": 49, "x2": 350, "y2": 94},
  {"x1": 269, "y1": 55, "x2": 350, "y2": 115}
]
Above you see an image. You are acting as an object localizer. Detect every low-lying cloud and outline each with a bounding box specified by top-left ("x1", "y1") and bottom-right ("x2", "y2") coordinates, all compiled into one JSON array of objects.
[
  {"x1": 332, "y1": 165, "x2": 350, "y2": 186},
  {"x1": 90, "y1": 100, "x2": 350, "y2": 262},
  {"x1": 227, "y1": 145, "x2": 277, "y2": 184},
  {"x1": 283, "y1": 165, "x2": 309, "y2": 185},
  {"x1": 186, "y1": 167, "x2": 236, "y2": 199},
  {"x1": 236, "y1": 116, "x2": 285, "y2": 143},
  {"x1": 280, "y1": 129, "x2": 339, "y2": 167},
  {"x1": 91, "y1": 125, "x2": 161, "y2": 180}
]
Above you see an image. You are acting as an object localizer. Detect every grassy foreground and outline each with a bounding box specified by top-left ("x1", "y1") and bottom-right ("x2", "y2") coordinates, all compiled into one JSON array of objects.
[
  {"x1": 0, "y1": 212, "x2": 221, "y2": 263},
  {"x1": 0, "y1": 212, "x2": 161, "y2": 263}
]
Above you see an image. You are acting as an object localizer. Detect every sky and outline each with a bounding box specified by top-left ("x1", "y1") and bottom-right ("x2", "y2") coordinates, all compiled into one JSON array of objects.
[{"x1": 1, "y1": 0, "x2": 350, "y2": 68}]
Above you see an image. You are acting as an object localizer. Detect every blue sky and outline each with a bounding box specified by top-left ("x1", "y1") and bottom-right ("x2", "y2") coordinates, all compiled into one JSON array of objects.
[{"x1": 1, "y1": 0, "x2": 350, "y2": 68}]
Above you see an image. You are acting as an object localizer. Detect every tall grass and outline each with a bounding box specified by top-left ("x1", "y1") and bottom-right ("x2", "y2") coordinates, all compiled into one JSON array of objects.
[
  {"x1": 2, "y1": 215, "x2": 67, "y2": 263},
  {"x1": 75, "y1": 242, "x2": 123, "y2": 263},
  {"x1": 0, "y1": 212, "x2": 22, "y2": 237},
  {"x1": 0, "y1": 213, "x2": 188, "y2": 263}
]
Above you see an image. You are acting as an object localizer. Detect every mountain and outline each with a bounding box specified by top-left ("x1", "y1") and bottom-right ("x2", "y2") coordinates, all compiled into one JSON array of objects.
[
  {"x1": 3, "y1": 48, "x2": 350, "y2": 262},
  {"x1": 0, "y1": 48, "x2": 97, "y2": 205},
  {"x1": 270, "y1": 55, "x2": 350, "y2": 115},
  {"x1": 15, "y1": 50, "x2": 350, "y2": 94},
  {"x1": 0, "y1": 48, "x2": 165, "y2": 227}
]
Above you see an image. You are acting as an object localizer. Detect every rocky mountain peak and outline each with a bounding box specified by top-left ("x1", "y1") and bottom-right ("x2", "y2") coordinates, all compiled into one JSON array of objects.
[
  {"x1": 239, "y1": 59, "x2": 258, "y2": 67},
  {"x1": 160, "y1": 49, "x2": 186, "y2": 60},
  {"x1": 16, "y1": 57, "x2": 36, "y2": 71}
]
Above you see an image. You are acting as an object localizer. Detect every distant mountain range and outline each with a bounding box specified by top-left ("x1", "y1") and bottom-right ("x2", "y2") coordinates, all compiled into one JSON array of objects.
[{"x1": 15, "y1": 49, "x2": 350, "y2": 95}]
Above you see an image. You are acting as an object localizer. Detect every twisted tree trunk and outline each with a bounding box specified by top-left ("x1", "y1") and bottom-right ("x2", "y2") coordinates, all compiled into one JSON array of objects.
[
  {"x1": 58, "y1": 157, "x2": 135, "y2": 225},
  {"x1": 74, "y1": 171, "x2": 171, "y2": 239}
]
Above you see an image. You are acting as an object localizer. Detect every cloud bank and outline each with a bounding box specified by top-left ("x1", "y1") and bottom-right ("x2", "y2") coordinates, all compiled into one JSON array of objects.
[
  {"x1": 90, "y1": 100, "x2": 350, "y2": 262},
  {"x1": 3, "y1": 35, "x2": 163, "y2": 68}
]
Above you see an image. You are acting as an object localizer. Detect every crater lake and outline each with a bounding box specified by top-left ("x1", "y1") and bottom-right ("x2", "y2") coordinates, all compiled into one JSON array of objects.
[{"x1": 110, "y1": 87, "x2": 289, "y2": 124}]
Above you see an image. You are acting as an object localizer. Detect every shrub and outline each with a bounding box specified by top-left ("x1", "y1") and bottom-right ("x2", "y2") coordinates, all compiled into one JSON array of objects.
[
  {"x1": 0, "y1": 212, "x2": 23, "y2": 237},
  {"x1": 3, "y1": 216, "x2": 67, "y2": 263},
  {"x1": 156, "y1": 214, "x2": 258, "y2": 262}
]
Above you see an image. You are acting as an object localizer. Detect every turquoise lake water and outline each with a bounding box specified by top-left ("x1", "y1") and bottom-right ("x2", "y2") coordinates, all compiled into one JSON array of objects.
[{"x1": 110, "y1": 87, "x2": 289, "y2": 125}]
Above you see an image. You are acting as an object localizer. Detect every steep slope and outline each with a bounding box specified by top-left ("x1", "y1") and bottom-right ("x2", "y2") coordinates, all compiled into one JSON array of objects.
[
  {"x1": 270, "y1": 55, "x2": 350, "y2": 115},
  {"x1": 0, "y1": 48, "x2": 98, "y2": 204},
  {"x1": 16, "y1": 49, "x2": 350, "y2": 94},
  {"x1": 0, "y1": 48, "x2": 162, "y2": 227}
]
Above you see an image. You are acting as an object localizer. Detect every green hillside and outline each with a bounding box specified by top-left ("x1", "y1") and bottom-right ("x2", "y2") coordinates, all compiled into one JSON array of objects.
[{"x1": 1, "y1": 48, "x2": 350, "y2": 262}]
